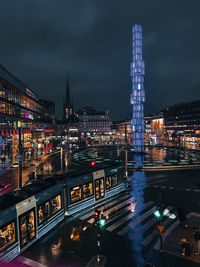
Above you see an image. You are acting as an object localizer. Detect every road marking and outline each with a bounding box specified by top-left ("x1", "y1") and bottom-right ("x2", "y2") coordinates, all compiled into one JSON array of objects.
[
  {"x1": 80, "y1": 194, "x2": 129, "y2": 221},
  {"x1": 17, "y1": 256, "x2": 48, "y2": 267},
  {"x1": 88, "y1": 197, "x2": 133, "y2": 224},
  {"x1": 106, "y1": 201, "x2": 153, "y2": 232},
  {"x1": 118, "y1": 205, "x2": 156, "y2": 236},
  {"x1": 194, "y1": 189, "x2": 200, "y2": 192},
  {"x1": 169, "y1": 186, "x2": 174, "y2": 189},
  {"x1": 154, "y1": 220, "x2": 179, "y2": 250},
  {"x1": 142, "y1": 215, "x2": 175, "y2": 246},
  {"x1": 160, "y1": 186, "x2": 166, "y2": 189},
  {"x1": 130, "y1": 206, "x2": 173, "y2": 241},
  {"x1": 185, "y1": 188, "x2": 192, "y2": 191}
]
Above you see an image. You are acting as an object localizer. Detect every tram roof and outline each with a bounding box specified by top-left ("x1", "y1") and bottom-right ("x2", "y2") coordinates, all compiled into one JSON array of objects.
[
  {"x1": 0, "y1": 161, "x2": 124, "y2": 211},
  {"x1": 0, "y1": 178, "x2": 60, "y2": 211}
]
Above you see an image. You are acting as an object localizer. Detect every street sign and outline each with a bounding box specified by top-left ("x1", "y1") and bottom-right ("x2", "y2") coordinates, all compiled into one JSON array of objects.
[{"x1": 156, "y1": 224, "x2": 165, "y2": 234}]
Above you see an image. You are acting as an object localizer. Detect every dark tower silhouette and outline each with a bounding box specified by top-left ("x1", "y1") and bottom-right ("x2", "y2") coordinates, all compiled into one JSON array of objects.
[{"x1": 64, "y1": 73, "x2": 73, "y2": 120}]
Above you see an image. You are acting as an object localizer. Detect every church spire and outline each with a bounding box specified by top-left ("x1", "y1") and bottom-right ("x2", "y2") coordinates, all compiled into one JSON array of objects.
[{"x1": 66, "y1": 72, "x2": 70, "y2": 107}]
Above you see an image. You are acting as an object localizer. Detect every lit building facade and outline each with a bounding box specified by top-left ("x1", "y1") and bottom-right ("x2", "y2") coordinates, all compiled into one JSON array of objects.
[
  {"x1": 130, "y1": 25, "x2": 145, "y2": 152},
  {"x1": 0, "y1": 64, "x2": 55, "y2": 129},
  {"x1": 164, "y1": 100, "x2": 200, "y2": 137},
  {"x1": 77, "y1": 107, "x2": 111, "y2": 134},
  {"x1": 116, "y1": 120, "x2": 132, "y2": 144}
]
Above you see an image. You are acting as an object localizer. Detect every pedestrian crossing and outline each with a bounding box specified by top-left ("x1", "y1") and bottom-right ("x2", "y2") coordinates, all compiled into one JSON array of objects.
[{"x1": 79, "y1": 192, "x2": 177, "y2": 253}]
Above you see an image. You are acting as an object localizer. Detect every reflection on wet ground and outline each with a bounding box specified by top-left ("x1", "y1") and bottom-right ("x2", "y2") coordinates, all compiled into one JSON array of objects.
[{"x1": 0, "y1": 150, "x2": 71, "y2": 194}]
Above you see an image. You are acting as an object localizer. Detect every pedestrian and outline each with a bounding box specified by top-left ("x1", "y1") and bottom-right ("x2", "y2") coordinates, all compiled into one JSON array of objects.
[
  {"x1": 177, "y1": 205, "x2": 188, "y2": 227},
  {"x1": 180, "y1": 238, "x2": 191, "y2": 256},
  {"x1": 193, "y1": 227, "x2": 200, "y2": 254}
]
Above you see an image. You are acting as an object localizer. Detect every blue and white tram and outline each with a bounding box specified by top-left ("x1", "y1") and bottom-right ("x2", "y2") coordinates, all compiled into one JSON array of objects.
[
  {"x1": 65, "y1": 164, "x2": 126, "y2": 215},
  {"x1": 0, "y1": 161, "x2": 126, "y2": 262},
  {"x1": 0, "y1": 179, "x2": 64, "y2": 262}
]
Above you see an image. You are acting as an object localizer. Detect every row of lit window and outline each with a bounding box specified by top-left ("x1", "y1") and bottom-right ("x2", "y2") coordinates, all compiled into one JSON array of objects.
[
  {"x1": 0, "y1": 194, "x2": 61, "y2": 252},
  {"x1": 70, "y1": 174, "x2": 123, "y2": 204}
]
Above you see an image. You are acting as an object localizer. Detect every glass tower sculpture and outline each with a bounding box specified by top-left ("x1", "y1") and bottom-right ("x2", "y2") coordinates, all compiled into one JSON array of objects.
[{"x1": 130, "y1": 24, "x2": 145, "y2": 153}]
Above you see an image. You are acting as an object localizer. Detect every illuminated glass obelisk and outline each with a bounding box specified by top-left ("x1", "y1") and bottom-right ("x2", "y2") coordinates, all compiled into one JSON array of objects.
[{"x1": 130, "y1": 24, "x2": 145, "y2": 153}]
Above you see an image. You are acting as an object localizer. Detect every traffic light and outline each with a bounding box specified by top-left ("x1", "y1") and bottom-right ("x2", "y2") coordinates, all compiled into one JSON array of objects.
[
  {"x1": 154, "y1": 208, "x2": 162, "y2": 220},
  {"x1": 94, "y1": 210, "x2": 100, "y2": 225},
  {"x1": 91, "y1": 161, "x2": 95, "y2": 167},
  {"x1": 99, "y1": 216, "x2": 106, "y2": 229}
]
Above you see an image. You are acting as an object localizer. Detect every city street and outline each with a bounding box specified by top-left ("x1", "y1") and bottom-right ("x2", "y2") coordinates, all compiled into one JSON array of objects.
[
  {"x1": 12, "y1": 168, "x2": 200, "y2": 267},
  {"x1": 0, "y1": 149, "x2": 70, "y2": 194}
]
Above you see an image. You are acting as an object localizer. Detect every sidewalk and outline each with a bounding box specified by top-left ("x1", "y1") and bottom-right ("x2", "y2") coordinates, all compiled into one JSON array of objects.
[{"x1": 147, "y1": 212, "x2": 200, "y2": 266}]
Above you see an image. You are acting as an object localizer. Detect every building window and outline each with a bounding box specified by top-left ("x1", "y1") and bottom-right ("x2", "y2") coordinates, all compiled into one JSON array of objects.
[
  {"x1": 83, "y1": 182, "x2": 93, "y2": 199},
  {"x1": 106, "y1": 176, "x2": 112, "y2": 190},
  {"x1": 70, "y1": 186, "x2": 82, "y2": 204},
  {"x1": 38, "y1": 201, "x2": 50, "y2": 224},
  {"x1": 112, "y1": 174, "x2": 118, "y2": 187},
  {"x1": 0, "y1": 221, "x2": 15, "y2": 252},
  {"x1": 51, "y1": 195, "x2": 61, "y2": 215}
]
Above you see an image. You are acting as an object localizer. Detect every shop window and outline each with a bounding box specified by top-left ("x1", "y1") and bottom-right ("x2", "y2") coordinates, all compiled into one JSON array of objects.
[
  {"x1": 83, "y1": 182, "x2": 93, "y2": 199},
  {"x1": 106, "y1": 176, "x2": 111, "y2": 190},
  {"x1": 51, "y1": 195, "x2": 61, "y2": 215},
  {"x1": 112, "y1": 174, "x2": 118, "y2": 187},
  {"x1": 70, "y1": 186, "x2": 82, "y2": 204},
  {"x1": 0, "y1": 221, "x2": 15, "y2": 252},
  {"x1": 38, "y1": 201, "x2": 50, "y2": 224}
]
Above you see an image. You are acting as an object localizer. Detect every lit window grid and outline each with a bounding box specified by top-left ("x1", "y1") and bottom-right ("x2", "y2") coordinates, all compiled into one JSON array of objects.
[{"x1": 130, "y1": 25, "x2": 145, "y2": 153}]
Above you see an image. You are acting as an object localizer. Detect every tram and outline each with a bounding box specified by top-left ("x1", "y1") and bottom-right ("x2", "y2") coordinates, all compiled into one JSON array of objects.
[{"x1": 0, "y1": 161, "x2": 126, "y2": 262}]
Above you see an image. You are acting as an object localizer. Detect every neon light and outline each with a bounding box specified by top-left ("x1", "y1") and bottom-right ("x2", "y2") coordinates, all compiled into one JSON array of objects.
[{"x1": 130, "y1": 24, "x2": 145, "y2": 153}]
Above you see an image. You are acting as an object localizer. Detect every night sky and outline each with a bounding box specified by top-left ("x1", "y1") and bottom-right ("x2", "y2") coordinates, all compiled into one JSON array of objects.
[{"x1": 0, "y1": 0, "x2": 200, "y2": 120}]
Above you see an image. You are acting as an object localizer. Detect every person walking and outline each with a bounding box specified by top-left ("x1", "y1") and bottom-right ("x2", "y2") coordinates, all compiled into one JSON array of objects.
[
  {"x1": 193, "y1": 228, "x2": 200, "y2": 254},
  {"x1": 177, "y1": 205, "x2": 188, "y2": 227}
]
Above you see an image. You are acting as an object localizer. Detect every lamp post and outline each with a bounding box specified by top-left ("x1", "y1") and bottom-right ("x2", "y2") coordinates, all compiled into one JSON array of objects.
[{"x1": 18, "y1": 121, "x2": 22, "y2": 189}]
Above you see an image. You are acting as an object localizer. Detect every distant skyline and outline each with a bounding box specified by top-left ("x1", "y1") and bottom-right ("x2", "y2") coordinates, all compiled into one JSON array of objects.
[{"x1": 0, "y1": 0, "x2": 200, "y2": 120}]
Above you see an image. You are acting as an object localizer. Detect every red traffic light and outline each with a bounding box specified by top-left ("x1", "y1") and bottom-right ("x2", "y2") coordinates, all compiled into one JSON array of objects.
[
  {"x1": 91, "y1": 161, "x2": 95, "y2": 167},
  {"x1": 94, "y1": 210, "x2": 100, "y2": 218}
]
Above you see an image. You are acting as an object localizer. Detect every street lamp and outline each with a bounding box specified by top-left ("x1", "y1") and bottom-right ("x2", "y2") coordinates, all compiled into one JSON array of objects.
[{"x1": 18, "y1": 121, "x2": 22, "y2": 189}]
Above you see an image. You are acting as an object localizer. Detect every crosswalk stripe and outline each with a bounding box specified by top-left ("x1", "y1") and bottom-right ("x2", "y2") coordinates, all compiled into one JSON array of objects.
[
  {"x1": 118, "y1": 205, "x2": 157, "y2": 236},
  {"x1": 80, "y1": 194, "x2": 130, "y2": 221},
  {"x1": 106, "y1": 201, "x2": 153, "y2": 232},
  {"x1": 128, "y1": 206, "x2": 173, "y2": 241},
  {"x1": 142, "y1": 214, "x2": 176, "y2": 246},
  {"x1": 88, "y1": 197, "x2": 133, "y2": 224}
]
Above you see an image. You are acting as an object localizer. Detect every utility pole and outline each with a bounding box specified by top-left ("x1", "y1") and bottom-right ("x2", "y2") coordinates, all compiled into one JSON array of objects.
[{"x1": 18, "y1": 121, "x2": 22, "y2": 189}]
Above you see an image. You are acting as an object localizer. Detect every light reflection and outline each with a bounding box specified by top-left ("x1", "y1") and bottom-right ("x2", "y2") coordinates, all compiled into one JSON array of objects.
[{"x1": 128, "y1": 154, "x2": 146, "y2": 267}]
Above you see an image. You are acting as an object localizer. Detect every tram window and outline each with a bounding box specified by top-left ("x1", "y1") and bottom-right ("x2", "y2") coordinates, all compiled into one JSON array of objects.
[
  {"x1": 106, "y1": 176, "x2": 111, "y2": 190},
  {"x1": 0, "y1": 221, "x2": 15, "y2": 252},
  {"x1": 28, "y1": 211, "x2": 35, "y2": 239},
  {"x1": 20, "y1": 215, "x2": 27, "y2": 246},
  {"x1": 51, "y1": 195, "x2": 61, "y2": 215},
  {"x1": 70, "y1": 186, "x2": 82, "y2": 204},
  {"x1": 112, "y1": 174, "x2": 118, "y2": 187},
  {"x1": 38, "y1": 201, "x2": 50, "y2": 224},
  {"x1": 100, "y1": 178, "x2": 104, "y2": 197},
  {"x1": 95, "y1": 180, "x2": 100, "y2": 200},
  {"x1": 83, "y1": 182, "x2": 93, "y2": 199}
]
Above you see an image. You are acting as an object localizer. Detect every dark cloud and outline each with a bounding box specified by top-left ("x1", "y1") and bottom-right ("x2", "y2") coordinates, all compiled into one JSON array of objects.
[{"x1": 0, "y1": 0, "x2": 200, "y2": 120}]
